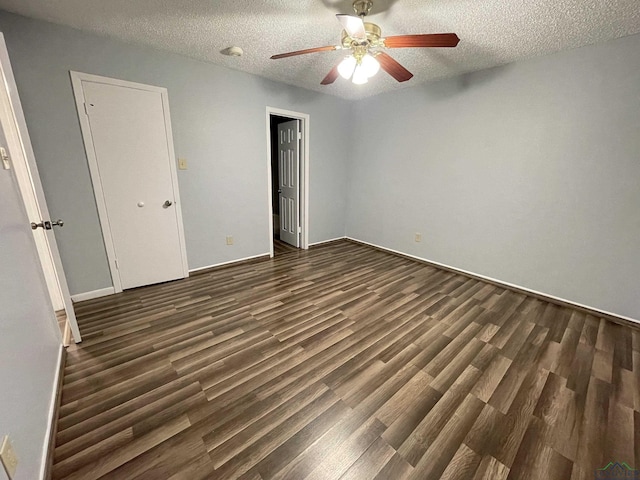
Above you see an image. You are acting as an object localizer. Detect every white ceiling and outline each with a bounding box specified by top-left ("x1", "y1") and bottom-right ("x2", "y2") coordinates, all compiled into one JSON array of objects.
[{"x1": 1, "y1": 0, "x2": 639, "y2": 99}]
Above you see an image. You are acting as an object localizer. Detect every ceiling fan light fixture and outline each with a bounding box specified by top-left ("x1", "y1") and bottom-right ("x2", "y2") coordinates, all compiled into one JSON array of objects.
[
  {"x1": 352, "y1": 65, "x2": 369, "y2": 84},
  {"x1": 361, "y1": 54, "x2": 380, "y2": 77},
  {"x1": 338, "y1": 56, "x2": 357, "y2": 79}
]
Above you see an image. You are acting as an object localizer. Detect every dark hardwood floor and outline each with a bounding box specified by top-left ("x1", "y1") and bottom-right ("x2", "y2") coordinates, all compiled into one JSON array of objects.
[
  {"x1": 54, "y1": 240, "x2": 640, "y2": 479},
  {"x1": 273, "y1": 238, "x2": 299, "y2": 256}
]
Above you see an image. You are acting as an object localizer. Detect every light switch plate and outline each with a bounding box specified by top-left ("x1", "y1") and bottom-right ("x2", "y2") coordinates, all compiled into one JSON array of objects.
[
  {"x1": 0, "y1": 436, "x2": 18, "y2": 479},
  {"x1": 178, "y1": 158, "x2": 188, "y2": 170}
]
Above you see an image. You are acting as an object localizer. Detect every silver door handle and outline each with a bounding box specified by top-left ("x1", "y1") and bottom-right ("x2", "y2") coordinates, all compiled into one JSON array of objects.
[
  {"x1": 163, "y1": 200, "x2": 173, "y2": 208},
  {"x1": 31, "y1": 219, "x2": 63, "y2": 229}
]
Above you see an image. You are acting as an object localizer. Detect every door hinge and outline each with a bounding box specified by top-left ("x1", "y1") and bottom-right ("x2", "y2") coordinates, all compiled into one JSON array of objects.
[
  {"x1": 83, "y1": 103, "x2": 90, "y2": 116},
  {"x1": 298, "y1": 226, "x2": 302, "y2": 234},
  {"x1": 297, "y1": 131, "x2": 302, "y2": 140},
  {"x1": 0, "y1": 147, "x2": 10, "y2": 170},
  {"x1": 114, "y1": 259, "x2": 119, "y2": 269}
]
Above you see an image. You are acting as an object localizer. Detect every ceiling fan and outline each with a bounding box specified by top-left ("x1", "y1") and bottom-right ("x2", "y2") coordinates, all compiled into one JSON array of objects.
[{"x1": 270, "y1": 0, "x2": 460, "y2": 85}]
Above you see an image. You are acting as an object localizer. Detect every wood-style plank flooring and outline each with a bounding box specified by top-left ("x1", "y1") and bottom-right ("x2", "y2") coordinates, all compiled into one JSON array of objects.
[
  {"x1": 273, "y1": 238, "x2": 298, "y2": 256},
  {"x1": 54, "y1": 240, "x2": 640, "y2": 479}
]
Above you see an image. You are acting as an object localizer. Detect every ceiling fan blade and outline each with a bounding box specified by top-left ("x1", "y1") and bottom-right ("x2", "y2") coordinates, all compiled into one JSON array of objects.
[
  {"x1": 320, "y1": 64, "x2": 340, "y2": 85},
  {"x1": 271, "y1": 45, "x2": 338, "y2": 60},
  {"x1": 384, "y1": 33, "x2": 460, "y2": 48},
  {"x1": 336, "y1": 14, "x2": 367, "y2": 41},
  {"x1": 376, "y1": 52, "x2": 413, "y2": 82}
]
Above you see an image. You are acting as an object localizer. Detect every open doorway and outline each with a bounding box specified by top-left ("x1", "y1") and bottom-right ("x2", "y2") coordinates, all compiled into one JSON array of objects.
[{"x1": 266, "y1": 107, "x2": 309, "y2": 257}]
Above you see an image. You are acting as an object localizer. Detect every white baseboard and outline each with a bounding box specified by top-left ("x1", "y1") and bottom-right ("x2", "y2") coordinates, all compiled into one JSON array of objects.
[
  {"x1": 347, "y1": 237, "x2": 640, "y2": 326},
  {"x1": 39, "y1": 345, "x2": 64, "y2": 480},
  {"x1": 189, "y1": 252, "x2": 271, "y2": 273},
  {"x1": 308, "y1": 236, "x2": 347, "y2": 247},
  {"x1": 71, "y1": 286, "x2": 115, "y2": 302}
]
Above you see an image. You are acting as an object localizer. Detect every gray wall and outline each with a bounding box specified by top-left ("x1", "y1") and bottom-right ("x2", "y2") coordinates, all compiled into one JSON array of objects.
[
  {"x1": 0, "y1": 11, "x2": 350, "y2": 295},
  {"x1": 347, "y1": 33, "x2": 640, "y2": 320}
]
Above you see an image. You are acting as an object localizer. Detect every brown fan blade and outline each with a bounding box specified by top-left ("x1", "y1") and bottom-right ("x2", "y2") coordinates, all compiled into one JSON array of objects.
[
  {"x1": 384, "y1": 33, "x2": 460, "y2": 48},
  {"x1": 321, "y1": 64, "x2": 340, "y2": 85},
  {"x1": 271, "y1": 46, "x2": 338, "y2": 60},
  {"x1": 376, "y1": 52, "x2": 413, "y2": 82}
]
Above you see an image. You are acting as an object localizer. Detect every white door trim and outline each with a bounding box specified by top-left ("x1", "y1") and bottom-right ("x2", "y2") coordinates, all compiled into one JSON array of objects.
[
  {"x1": 70, "y1": 71, "x2": 189, "y2": 293},
  {"x1": 266, "y1": 107, "x2": 310, "y2": 257},
  {"x1": 0, "y1": 33, "x2": 82, "y2": 342}
]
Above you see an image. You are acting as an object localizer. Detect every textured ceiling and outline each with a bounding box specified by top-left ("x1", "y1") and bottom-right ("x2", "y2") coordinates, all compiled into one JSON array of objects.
[{"x1": 1, "y1": 0, "x2": 639, "y2": 99}]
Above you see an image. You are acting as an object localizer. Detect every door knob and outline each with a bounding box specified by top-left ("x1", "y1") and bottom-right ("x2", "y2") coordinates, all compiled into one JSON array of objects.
[
  {"x1": 31, "y1": 219, "x2": 63, "y2": 230},
  {"x1": 163, "y1": 200, "x2": 173, "y2": 208}
]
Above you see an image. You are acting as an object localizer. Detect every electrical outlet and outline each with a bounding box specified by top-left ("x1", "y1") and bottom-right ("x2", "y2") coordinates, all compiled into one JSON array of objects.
[
  {"x1": 0, "y1": 436, "x2": 18, "y2": 479},
  {"x1": 226, "y1": 236, "x2": 233, "y2": 245},
  {"x1": 178, "y1": 158, "x2": 188, "y2": 170},
  {"x1": 415, "y1": 233, "x2": 422, "y2": 243}
]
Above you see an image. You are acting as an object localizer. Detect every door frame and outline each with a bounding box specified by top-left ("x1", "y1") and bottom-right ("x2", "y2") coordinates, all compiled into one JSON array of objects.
[
  {"x1": 266, "y1": 107, "x2": 309, "y2": 256},
  {"x1": 0, "y1": 33, "x2": 82, "y2": 342},
  {"x1": 70, "y1": 71, "x2": 189, "y2": 293}
]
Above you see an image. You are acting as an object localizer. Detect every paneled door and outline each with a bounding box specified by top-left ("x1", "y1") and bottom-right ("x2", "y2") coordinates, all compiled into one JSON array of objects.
[
  {"x1": 277, "y1": 120, "x2": 300, "y2": 248},
  {"x1": 74, "y1": 74, "x2": 188, "y2": 290}
]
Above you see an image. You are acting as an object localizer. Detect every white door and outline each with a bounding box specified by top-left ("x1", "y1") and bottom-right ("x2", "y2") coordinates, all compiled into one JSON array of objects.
[
  {"x1": 277, "y1": 120, "x2": 300, "y2": 248},
  {"x1": 0, "y1": 120, "x2": 60, "y2": 345},
  {"x1": 0, "y1": 36, "x2": 82, "y2": 343},
  {"x1": 80, "y1": 79, "x2": 187, "y2": 290}
]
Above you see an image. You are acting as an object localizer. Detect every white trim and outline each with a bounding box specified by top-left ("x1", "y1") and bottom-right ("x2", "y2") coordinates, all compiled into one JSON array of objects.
[
  {"x1": 71, "y1": 286, "x2": 115, "y2": 303},
  {"x1": 188, "y1": 252, "x2": 270, "y2": 273},
  {"x1": 347, "y1": 237, "x2": 640, "y2": 326},
  {"x1": 70, "y1": 71, "x2": 170, "y2": 93},
  {"x1": 160, "y1": 88, "x2": 190, "y2": 279},
  {"x1": 70, "y1": 71, "x2": 121, "y2": 292},
  {"x1": 308, "y1": 236, "x2": 347, "y2": 247},
  {"x1": 266, "y1": 107, "x2": 310, "y2": 258},
  {"x1": 39, "y1": 345, "x2": 63, "y2": 480},
  {"x1": 70, "y1": 71, "x2": 189, "y2": 293}
]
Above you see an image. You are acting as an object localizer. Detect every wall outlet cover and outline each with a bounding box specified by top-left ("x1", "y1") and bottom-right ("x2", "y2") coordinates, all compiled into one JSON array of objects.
[
  {"x1": 178, "y1": 158, "x2": 188, "y2": 170},
  {"x1": 0, "y1": 436, "x2": 18, "y2": 479},
  {"x1": 226, "y1": 236, "x2": 233, "y2": 245},
  {"x1": 415, "y1": 233, "x2": 422, "y2": 243}
]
